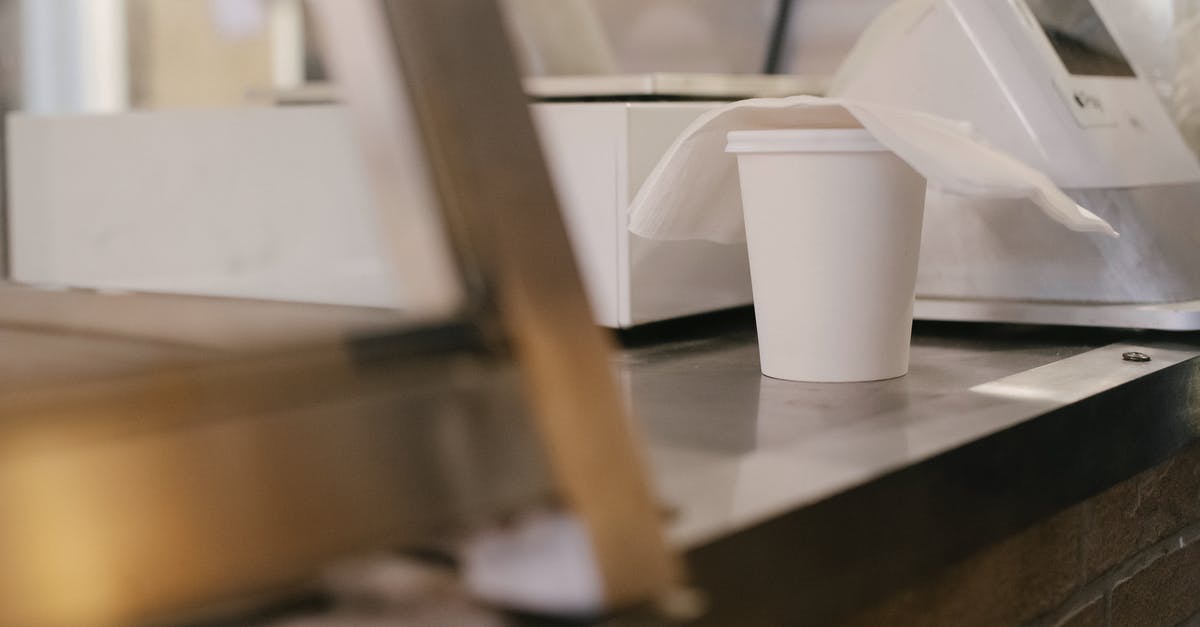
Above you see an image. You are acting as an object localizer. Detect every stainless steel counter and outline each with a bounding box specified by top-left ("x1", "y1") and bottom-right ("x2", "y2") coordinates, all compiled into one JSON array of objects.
[
  {"x1": 619, "y1": 317, "x2": 1200, "y2": 625},
  {"x1": 238, "y1": 316, "x2": 1200, "y2": 626},
  {"x1": 627, "y1": 321, "x2": 1195, "y2": 547}
]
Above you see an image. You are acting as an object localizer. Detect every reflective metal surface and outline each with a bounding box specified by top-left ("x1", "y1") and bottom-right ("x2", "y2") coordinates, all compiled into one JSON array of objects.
[
  {"x1": 916, "y1": 183, "x2": 1200, "y2": 310},
  {"x1": 915, "y1": 295, "x2": 1200, "y2": 331},
  {"x1": 239, "y1": 318, "x2": 1200, "y2": 626},
  {"x1": 617, "y1": 318, "x2": 1200, "y2": 625},
  {"x1": 624, "y1": 322, "x2": 1126, "y2": 546},
  {"x1": 915, "y1": 182, "x2": 1200, "y2": 331}
]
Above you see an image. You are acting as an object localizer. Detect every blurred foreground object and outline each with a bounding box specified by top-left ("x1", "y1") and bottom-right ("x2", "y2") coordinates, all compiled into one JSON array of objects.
[{"x1": 0, "y1": 0, "x2": 675, "y2": 624}]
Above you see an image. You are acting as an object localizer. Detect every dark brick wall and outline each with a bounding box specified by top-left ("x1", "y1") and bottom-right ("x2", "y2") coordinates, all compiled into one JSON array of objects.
[{"x1": 838, "y1": 441, "x2": 1200, "y2": 627}]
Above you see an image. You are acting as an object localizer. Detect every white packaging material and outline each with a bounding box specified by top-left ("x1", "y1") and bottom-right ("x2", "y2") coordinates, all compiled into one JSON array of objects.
[
  {"x1": 729, "y1": 129, "x2": 925, "y2": 382},
  {"x1": 629, "y1": 96, "x2": 1117, "y2": 383},
  {"x1": 629, "y1": 95, "x2": 1118, "y2": 243}
]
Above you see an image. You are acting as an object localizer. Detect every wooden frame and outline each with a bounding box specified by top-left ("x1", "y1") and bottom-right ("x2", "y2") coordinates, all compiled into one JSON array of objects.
[
  {"x1": 0, "y1": 0, "x2": 675, "y2": 623},
  {"x1": 310, "y1": 0, "x2": 677, "y2": 608}
]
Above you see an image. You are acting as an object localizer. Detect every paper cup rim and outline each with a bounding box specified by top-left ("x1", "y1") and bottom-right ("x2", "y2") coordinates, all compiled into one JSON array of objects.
[{"x1": 726, "y1": 128, "x2": 887, "y2": 154}]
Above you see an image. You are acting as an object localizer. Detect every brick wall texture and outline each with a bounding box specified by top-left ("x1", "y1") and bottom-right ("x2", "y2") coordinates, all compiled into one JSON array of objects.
[{"x1": 839, "y1": 441, "x2": 1200, "y2": 627}]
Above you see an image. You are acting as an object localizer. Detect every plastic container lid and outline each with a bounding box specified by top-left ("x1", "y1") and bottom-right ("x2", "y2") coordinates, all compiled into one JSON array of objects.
[{"x1": 726, "y1": 128, "x2": 886, "y2": 154}]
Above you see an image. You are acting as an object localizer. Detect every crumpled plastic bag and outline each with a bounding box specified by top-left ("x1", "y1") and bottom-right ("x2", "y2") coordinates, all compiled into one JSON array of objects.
[{"x1": 628, "y1": 95, "x2": 1118, "y2": 244}]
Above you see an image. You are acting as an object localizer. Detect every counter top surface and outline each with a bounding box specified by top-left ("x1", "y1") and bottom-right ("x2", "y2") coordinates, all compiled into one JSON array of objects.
[
  {"x1": 626, "y1": 320, "x2": 1199, "y2": 548},
  {"x1": 617, "y1": 317, "x2": 1200, "y2": 624},
  {"x1": 7, "y1": 310, "x2": 1190, "y2": 625},
  {"x1": 218, "y1": 316, "x2": 1200, "y2": 625}
]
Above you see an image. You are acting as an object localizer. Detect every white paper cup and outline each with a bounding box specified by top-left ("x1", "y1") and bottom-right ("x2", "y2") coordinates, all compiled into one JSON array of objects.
[{"x1": 727, "y1": 128, "x2": 927, "y2": 383}]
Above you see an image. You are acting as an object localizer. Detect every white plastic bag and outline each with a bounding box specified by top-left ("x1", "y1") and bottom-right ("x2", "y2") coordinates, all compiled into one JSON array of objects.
[{"x1": 628, "y1": 96, "x2": 1118, "y2": 243}]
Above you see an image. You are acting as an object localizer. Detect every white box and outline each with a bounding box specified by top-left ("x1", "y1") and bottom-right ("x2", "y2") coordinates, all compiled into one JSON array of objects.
[
  {"x1": 6, "y1": 103, "x2": 753, "y2": 328},
  {"x1": 533, "y1": 102, "x2": 752, "y2": 328}
]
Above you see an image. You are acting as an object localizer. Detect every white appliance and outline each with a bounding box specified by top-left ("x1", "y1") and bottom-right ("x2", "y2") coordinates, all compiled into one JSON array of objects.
[
  {"x1": 534, "y1": 101, "x2": 753, "y2": 327},
  {"x1": 6, "y1": 102, "x2": 754, "y2": 328},
  {"x1": 833, "y1": 0, "x2": 1200, "y2": 330}
]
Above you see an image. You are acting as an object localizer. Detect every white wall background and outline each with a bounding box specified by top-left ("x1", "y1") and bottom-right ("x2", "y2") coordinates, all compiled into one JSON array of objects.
[{"x1": 589, "y1": 0, "x2": 895, "y2": 75}]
